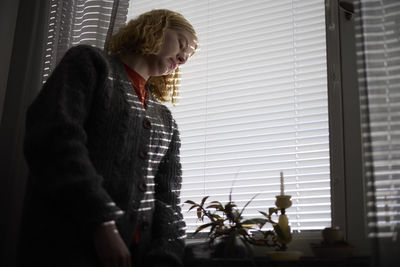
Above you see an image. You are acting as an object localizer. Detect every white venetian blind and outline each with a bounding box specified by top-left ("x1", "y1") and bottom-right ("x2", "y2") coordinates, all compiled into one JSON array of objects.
[
  {"x1": 42, "y1": 0, "x2": 129, "y2": 83},
  {"x1": 128, "y1": 0, "x2": 331, "y2": 233},
  {"x1": 355, "y1": 0, "x2": 400, "y2": 240}
]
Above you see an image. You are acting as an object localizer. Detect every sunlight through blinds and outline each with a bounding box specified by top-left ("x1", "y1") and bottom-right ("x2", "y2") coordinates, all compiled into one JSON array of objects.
[
  {"x1": 42, "y1": 0, "x2": 129, "y2": 83},
  {"x1": 128, "y1": 0, "x2": 331, "y2": 233},
  {"x1": 355, "y1": 0, "x2": 400, "y2": 240}
]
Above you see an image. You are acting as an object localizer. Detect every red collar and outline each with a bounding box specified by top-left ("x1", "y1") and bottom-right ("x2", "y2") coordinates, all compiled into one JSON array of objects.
[{"x1": 123, "y1": 63, "x2": 148, "y2": 108}]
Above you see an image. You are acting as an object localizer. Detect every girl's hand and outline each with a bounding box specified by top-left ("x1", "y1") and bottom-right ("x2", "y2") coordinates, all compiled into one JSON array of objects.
[{"x1": 93, "y1": 221, "x2": 131, "y2": 267}]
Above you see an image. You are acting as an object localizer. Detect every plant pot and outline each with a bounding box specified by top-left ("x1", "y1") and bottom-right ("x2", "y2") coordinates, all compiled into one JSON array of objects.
[{"x1": 211, "y1": 236, "x2": 247, "y2": 258}]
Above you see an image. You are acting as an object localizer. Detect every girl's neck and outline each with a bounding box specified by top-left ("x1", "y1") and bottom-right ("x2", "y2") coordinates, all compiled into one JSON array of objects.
[{"x1": 119, "y1": 53, "x2": 150, "y2": 80}]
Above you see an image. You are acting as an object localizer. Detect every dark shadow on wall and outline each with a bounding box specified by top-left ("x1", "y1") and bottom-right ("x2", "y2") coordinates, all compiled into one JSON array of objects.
[{"x1": 0, "y1": 1, "x2": 49, "y2": 266}]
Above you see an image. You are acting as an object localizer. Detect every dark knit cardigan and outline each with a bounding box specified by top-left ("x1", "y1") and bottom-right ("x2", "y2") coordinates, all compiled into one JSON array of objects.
[{"x1": 17, "y1": 45, "x2": 186, "y2": 267}]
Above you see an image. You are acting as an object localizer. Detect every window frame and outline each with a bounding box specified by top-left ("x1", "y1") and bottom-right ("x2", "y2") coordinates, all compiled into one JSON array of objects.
[
  {"x1": 324, "y1": 0, "x2": 370, "y2": 256},
  {"x1": 185, "y1": 0, "x2": 371, "y2": 257}
]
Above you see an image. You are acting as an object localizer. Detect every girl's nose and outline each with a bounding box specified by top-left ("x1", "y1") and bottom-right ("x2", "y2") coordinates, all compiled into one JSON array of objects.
[{"x1": 177, "y1": 53, "x2": 187, "y2": 65}]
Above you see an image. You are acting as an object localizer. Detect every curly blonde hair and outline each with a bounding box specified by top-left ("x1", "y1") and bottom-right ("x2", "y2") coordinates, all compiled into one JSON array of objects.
[{"x1": 107, "y1": 9, "x2": 197, "y2": 105}]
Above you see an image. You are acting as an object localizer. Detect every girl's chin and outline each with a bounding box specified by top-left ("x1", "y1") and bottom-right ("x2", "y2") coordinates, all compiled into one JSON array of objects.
[{"x1": 162, "y1": 68, "x2": 174, "y2": 76}]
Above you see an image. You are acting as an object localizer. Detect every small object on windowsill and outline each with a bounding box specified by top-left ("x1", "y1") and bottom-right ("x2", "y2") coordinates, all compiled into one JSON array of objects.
[
  {"x1": 310, "y1": 226, "x2": 354, "y2": 258},
  {"x1": 275, "y1": 195, "x2": 292, "y2": 209},
  {"x1": 265, "y1": 193, "x2": 303, "y2": 261},
  {"x1": 322, "y1": 226, "x2": 343, "y2": 243}
]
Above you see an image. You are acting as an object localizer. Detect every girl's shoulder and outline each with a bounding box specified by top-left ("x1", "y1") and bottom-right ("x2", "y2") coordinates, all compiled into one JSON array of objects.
[
  {"x1": 58, "y1": 44, "x2": 113, "y2": 77},
  {"x1": 61, "y1": 44, "x2": 110, "y2": 66},
  {"x1": 66, "y1": 44, "x2": 104, "y2": 55}
]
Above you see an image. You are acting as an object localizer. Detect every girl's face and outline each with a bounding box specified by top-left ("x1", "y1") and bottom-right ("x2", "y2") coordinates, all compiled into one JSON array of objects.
[{"x1": 148, "y1": 28, "x2": 197, "y2": 76}]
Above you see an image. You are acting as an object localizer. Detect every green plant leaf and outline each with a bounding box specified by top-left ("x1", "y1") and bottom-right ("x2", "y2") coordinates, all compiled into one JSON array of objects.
[
  {"x1": 197, "y1": 207, "x2": 202, "y2": 220},
  {"x1": 228, "y1": 169, "x2": 242, "y2": 203},
  {"x1": 194, "y1": 222, "x2": 214, "y2": 235},
  {"x1": 239, "y1": 193, "x2": 259, "y2": 216},
  {"x1": 242, "y1": 218, "x2": 267, "y2": 228},
  {"x1": 184, "y1": 200, "x2": 197, "y2": 205},
  {"x1": 259, "y1": 211, "x2": 268, "y2": 217},
  {"x1": 187, "y1": 204, "x2": 198, "y2": 212},
  {"x1": 209, "y1": 223, "x2": 218, "y2": 234},
  {"x1": 210, "y1": 213, "x2": 223, "y2": 221},
  {"x1": 225, "y1": 202, "x2": 237, "y2": 210},
  {"x1": 269, "y1": 207, "x2": 278, "y2": 216},
  {"x1": 200, "y1": 196, "x2": 209, "y2": 207}
]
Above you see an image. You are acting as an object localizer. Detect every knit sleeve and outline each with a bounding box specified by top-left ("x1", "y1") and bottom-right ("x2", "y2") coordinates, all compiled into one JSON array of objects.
[
  {"x1": 23, "y1": 45, "x2": 123, "y2": 228},
  {"x1": 145, "y1": 119, "x2": 186, "y2": 267}
]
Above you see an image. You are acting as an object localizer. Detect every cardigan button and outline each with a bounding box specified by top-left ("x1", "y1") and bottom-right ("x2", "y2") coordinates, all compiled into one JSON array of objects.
[
  {"x1": 138, "y1": 181, "x2": 147, "y2": 192},
  {"x1": 139, "y1": 150, "x2": 148, "y2": 159},
  {"x1": 143, "y1": 118, "x2": 152, "y2": 129}
]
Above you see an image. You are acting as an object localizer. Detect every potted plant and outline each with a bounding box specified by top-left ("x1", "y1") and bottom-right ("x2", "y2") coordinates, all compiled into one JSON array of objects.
[
  {"x1": 184, "y1": 192, "x2": 283, "y2": 258},
  {"x1": 185, "y1": 192, "x2": 257, "y2": 258}
]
